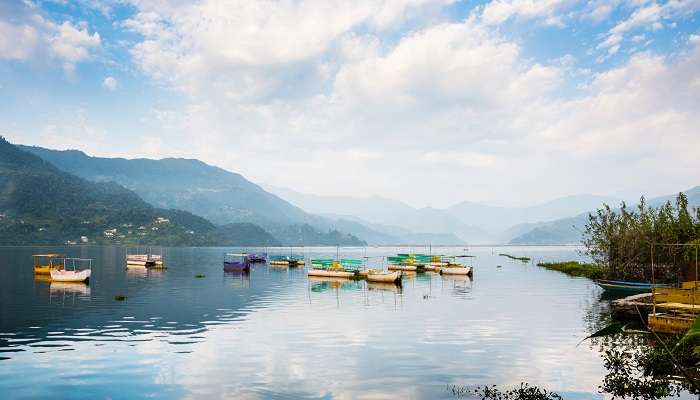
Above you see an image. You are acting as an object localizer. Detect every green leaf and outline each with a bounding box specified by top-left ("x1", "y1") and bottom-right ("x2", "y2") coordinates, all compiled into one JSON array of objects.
[
  {"x1": 677, "y1": 314, "x2": 700, "y2": 348},
  {"x1": 578, "y1": 322, "x2": 625, "y2": 346}
]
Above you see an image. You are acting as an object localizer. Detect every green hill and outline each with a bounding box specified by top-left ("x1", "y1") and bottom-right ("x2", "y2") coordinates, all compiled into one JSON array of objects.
[
  {"x1": 22, "y1": 145, "x2": 366, "y2": 246},
  {"x1": 0, "y1": 138, "x2": 279, "y2": 246}
]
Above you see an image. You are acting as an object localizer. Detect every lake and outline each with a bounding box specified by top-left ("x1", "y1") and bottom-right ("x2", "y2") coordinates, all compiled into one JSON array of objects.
[{"x1": 0, "y1": 245, "x2": 610, "y2": 399}]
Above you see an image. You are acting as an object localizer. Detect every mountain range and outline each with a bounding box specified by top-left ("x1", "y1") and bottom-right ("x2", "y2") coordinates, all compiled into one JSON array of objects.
[
  {"x1": 507, "y1": 187, "x2": 700, "y2": 244},
  {"x1": 20, "y1": 143, "x2": 697, "y2": 246},
  {"x1": 265, "y1": 185, "x2": 619, "y2": 243},
  {"x1": 0, "y1": 138, "x2": 279, "y2": 246}
]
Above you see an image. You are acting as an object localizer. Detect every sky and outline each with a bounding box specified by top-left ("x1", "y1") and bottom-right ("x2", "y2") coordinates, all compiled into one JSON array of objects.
[{"x1": 0, "y1": 0, "x2": 699, "y2": 208}]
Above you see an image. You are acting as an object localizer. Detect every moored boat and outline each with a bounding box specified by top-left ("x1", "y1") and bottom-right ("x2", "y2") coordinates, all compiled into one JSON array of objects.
[
  {"x1": 246, "y1": 252, "x2": 267, "y2": 263},
  {"x1": 50, "y1": 258, "x2": 92, "y2": 283},
  {"x1": 388, "y1": 264, "x2": 418, "y2": 272},
  {"x1": 32, "y1": 253, "x2": 65, "y2": 274},
  {"x1": 363, "y1": 270, "x2": 401, "y2": 284},
  {"x1": 224, "y1": 253, "x2": 250, "y2": 272},
  {"x1": 596, "y1": 279, "x2": 671, "y2": 294},
  {"x1": 269, "y1": 254, "x2": 305, "y2": 266},
  {"x1": 126, "y1": 247, "x2": 164, "y2": 267},
  {"x1": 127, "y1": 254, "x2": 154, "y2": 267},
  {"x1": 439, "y1": 265, "x2": 473, "y2": 276},
  {"x1": 308, "y1": 259, "x2": 360, "y2": 279}
]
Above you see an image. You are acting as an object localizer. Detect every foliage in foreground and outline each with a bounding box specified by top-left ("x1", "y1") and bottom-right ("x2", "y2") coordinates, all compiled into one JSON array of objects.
[
  {"x1": 536, "y1": 261, "x2": 606, "y2": 280},
  {"x1": 448, "y1": 383, "x2": 562, "y2": 400},
  {"x1": 583, "y1": 193, "x2": 700, "y2": 283}
]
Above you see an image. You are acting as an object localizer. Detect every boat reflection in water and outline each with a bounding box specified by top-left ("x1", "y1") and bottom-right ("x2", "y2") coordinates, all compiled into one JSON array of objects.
[
  {"x1": 49, "y1": 281, "x2": 90, "y2": 306},
  {"x1": 367, "y1": 281, "x2": 403, "y2": 294},
  {"x1": 224, "y1": 270, "x2": 250, "y2": 289}
]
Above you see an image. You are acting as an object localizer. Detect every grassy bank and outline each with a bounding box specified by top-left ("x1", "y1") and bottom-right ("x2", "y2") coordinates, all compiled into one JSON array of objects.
[
  {"x1": 499, "y1": 253, "x2": 531, "y2": 262},
  {"x1": 536, "y1": 261, "x2": 605, "y2": 279}
]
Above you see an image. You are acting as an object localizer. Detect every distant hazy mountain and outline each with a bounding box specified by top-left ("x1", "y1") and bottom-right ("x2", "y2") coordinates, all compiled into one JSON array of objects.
[
  {"x1": 508, "y1": 188, "x2": 700, "y2": 245},
  {"x1": 446, "y1": 194, "x2": 620, "y2": 233},
  {"x1": 265, "y1": 186, "x2": 484, "y2": 243},
  {"x1": 23, "y1": 146, "x2": 365, "y2": 246},
  {"x1": 320, "y1": 214, "x2": 465, "y2": 245},
  {"x1": 267, "y1": 186, "x2": 617, "y2": 243},
  {"x1": 0, "y1": 138, "x2": 279, "y2": 246}
]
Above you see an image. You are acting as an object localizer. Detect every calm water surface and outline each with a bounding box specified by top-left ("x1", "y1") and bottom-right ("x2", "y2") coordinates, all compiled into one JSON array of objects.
[{"x1": 0, "y1": 246, "x2": 608, "y2": 399}]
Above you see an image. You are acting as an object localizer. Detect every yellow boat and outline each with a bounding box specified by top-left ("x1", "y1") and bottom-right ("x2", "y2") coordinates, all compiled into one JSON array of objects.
[{"x1": 32, "y1": 253, "x2": 65, "y2": 275}]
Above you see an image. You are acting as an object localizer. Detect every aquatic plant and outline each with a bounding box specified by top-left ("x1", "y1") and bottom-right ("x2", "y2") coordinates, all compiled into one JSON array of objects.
[
  {"x1": 498, "y1": 254, "x2": 531, "y2": 262},
  {"x1": 583, "y1": 193, "x2": 700, "y2": 283},
  {"x1": 536, "y1": 261, "x2": 605, "y2": 279},
  {"x1": 448, "y1": 383, "x2": 562, "y2": 400},
  {"x1": 584, "y1": 315, "x2": 700, "y2": 399}
]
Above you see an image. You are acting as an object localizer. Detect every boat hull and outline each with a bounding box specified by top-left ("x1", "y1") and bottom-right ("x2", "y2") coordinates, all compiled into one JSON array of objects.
[
  {"x1": 50, "y1": 269, "x2": 91, "y2": 282},
  {"x1": 33, "y1": 265, "x2": 58, "y2": 274},
  {"x1": 596, "y1": 280, "x2": 669, "y2": 294},
  {"x1": 439, "y1": 267, "x2": 473, "y2": 276},
  {"x1": 223, "y1": 261, "x2": 250, "y2": 272},
  {"x1": 307, "y1": 269, "x2": 356, "y2": 279},
  {"x1": 388, "y1": 264, "x2": 417, "y2": 272},
  {"x1": 269, "y1": 261, "x2": 290, "y2": 266},
  {"x1": 365, "y1": 271, "x2": 401, "y2": 284}
]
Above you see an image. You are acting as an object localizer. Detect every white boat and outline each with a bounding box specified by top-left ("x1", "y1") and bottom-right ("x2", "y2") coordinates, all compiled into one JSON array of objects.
[
  {"x1": 126, "y1": 247, "x2": 164, "y2": 267},
  {"x1": 388, "y1": 264, "x2": 417, "y2": 272},
  {"x1": 307, "y1": 269, "x2": 356, "y2": 279},
  {"x1": 127, "y1": 254, "x2": 152, "y2": 266},
  {"x1": 50, "y1": 258, "x2": 92, "y2": 282},
  {"x1": 439, "y1": 265, "x2": 472, "y2": 276},
  {"x1": 359, "y1": 269, "x2": 402, "y2": 284}
]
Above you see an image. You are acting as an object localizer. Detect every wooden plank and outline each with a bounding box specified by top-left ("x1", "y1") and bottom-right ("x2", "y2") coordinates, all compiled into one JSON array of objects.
[
  {"x1": 655, "y1": 302, "x2": 700, "y2": 311},
  {"x1": 654, "y1": 288, "x2": 700, "y2": 304},
  {"x1": 648, "y1": 313, "x2": 694, "y2": 334}
]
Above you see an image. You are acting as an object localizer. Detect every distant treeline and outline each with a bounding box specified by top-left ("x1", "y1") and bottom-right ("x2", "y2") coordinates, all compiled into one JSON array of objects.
[{"x1": 583, "y1": 193, "x2": 700, "y2": 283}]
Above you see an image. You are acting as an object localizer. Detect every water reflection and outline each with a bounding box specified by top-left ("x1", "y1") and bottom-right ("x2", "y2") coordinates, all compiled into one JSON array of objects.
[{"x1": 0, "y1": 245, "x2": 612, "y2": 399}]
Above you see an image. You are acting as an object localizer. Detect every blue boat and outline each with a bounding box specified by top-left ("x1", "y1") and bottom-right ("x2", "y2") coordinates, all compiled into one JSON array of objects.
[
  {"x1": 246, "y1": 252, "x2": 267, "y2": 263},
  {"x1": 596, "y1": 279, "x2": 671, "y2": 294}
]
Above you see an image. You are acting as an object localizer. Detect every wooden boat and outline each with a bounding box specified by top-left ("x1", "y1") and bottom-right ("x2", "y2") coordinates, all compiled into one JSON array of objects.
[
  {"x1": 308, "y1": 259, "x2": 360, "y2": 279},
  {"x1": 33, "y1": 253, "x2": 65, "y2": 274},
  {"x1": 269, "y1": 254, "x2": 305, "y2": 266},
  {"x1": 308, "y1": 269, "x2": 356, "y2": 279},
  {"x1": 364, "y1": 270, "x2": 401, "y2": 284},
  {"x1": 596, "y1": 279, "x2": 671, "y2": 294},
  {"x1": 50, "y1": 258, "x2": 92, "y2": 282},
  {"x1": 388, "y1": 264, "x2": 418, "y2": 272},
  {"x1": 127, "y1": 254, "x2": 154, "y2": 267},
  {"x1": 126, "y1": 247, "x2": 164, "y2": 267},
  {"x1": 439, "y1": 265, "x2": 473, "y2": 276},
  {"x1": 224, "y1": 253, "x2": 250, "y2": 272}
]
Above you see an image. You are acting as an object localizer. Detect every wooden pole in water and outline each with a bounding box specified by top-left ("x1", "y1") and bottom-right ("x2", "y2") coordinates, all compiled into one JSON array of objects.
[{"x1": 651, "y1": 243, "x2": 656, "y2": 315}]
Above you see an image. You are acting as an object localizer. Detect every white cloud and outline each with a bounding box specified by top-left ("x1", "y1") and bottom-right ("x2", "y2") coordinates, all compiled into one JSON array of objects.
[
  {"x1": 102, "y1": 76, "x2": 117, "y2": 91},
  {"x1": 598, "y1": 1, "x2": 700, "y2": 54},
  {"x1": 49, "y1": 21, "x2": 101, "y2": 64},
  {"x1": 0, "y1": 21, "x2": 39, "y2": 60},
  {"x1": 479, "y1": 0, "x2": 572, "y2": 26},
  {"x1": 0, "y1": 6, "x2": 101, "y2": 70},
  {"x1": 124, "y1": 0, "x2": 451, "y2": 101}
]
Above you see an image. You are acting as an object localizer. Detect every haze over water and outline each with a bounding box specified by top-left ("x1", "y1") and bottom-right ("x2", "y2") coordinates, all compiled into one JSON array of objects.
[{"x1": 0, "y1": 245, "x2": 609, "y2": 399}]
